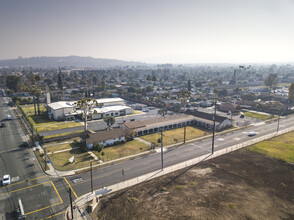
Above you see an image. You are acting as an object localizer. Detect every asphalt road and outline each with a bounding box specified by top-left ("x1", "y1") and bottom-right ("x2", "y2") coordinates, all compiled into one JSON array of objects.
[{"x1": 0, "y1": 96, "x2": 71, "y2": 220}]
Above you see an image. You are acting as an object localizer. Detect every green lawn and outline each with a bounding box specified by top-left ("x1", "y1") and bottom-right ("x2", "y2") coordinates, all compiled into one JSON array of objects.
[
  {"x1": 27, "y1": 114, "x2": 82, "y2": 133},
  {"x1": 46, "y1": 139, "x2": 81, "y2": 153},
  {"x1": 141, "y1": 126, "x2": 210, "y2": 146},
  {"x1": 43, "y1": 130, "x2": 84, "y2": 140},
  {"x1": 249, "y1": 131, "x2": 294, "y2": 164},
  {"x1": 20, "y1": 105, "x2": 46, "y2": 115},
  {"x1": 92, "y1": 140, "x2": 150, "y2": 162},
  {"x1": 48, "y1": 148, "x2": 95, "y2": 171},
  {"x1": 244, "y1": 111, "x2": 274, "y2": 120},
  {"x1": 129, "y1": 110, "x2": 143, "y2": 115}
]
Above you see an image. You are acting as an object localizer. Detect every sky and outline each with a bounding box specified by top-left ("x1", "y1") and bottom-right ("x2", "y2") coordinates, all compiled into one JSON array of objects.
[{"x1": 0, "y1": 0, "x2": 294, "y2": 63}]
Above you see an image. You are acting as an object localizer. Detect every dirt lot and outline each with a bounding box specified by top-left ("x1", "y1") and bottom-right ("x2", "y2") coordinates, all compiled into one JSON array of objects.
[{"x1": 91, "y1": 149, "x2": 294, "y2": 220}]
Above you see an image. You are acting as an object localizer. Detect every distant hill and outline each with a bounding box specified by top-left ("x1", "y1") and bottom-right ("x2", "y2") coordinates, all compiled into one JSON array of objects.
[{"x1": 0, "y1": 56, "x2": 142, "y2": 68}]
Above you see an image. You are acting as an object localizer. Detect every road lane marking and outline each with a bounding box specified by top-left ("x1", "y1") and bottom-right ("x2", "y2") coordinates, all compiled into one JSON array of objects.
[
  {"x1": 217, "y1": 138, "x2": 224, "y2": 141},
  {"x1": 64, "y1": 177, "x2": 78, "y2": 199},
  {"x1": 0, "y1": 175, "x2": 47, "y2": 188},
  {"x1": 40, "y1": 211, "x2": 66, "y2": 219},
  {"x1": 0, "y1": 181, "x2": 51, "y2": 196},
  {"x1": 25, "y1": 181, "x2": 63, "y2": 216},
  {"x1": 234, "y1": 137, "x2": 241, "y2": 141}
]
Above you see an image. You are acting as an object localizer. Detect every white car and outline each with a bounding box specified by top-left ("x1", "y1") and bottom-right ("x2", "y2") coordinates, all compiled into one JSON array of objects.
[
  {"x1": 248, "y1": 131, "x2": 257, "y2": 137},
  {"x1": 7, "y1": 115, "x2": 12, "y2": 120},
  {"x1": 2, "y1": 174, "x2": 11, "y2": 186}
]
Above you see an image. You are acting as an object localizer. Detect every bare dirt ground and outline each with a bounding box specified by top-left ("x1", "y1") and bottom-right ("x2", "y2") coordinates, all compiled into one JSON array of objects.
[{"x1": 90, "y1": 149, "x2": 294, "y2": 220}]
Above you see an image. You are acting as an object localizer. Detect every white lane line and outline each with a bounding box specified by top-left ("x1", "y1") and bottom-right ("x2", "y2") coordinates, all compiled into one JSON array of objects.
[{"x1": 217, "y1": 138, "x2": 225, "y2": 141}]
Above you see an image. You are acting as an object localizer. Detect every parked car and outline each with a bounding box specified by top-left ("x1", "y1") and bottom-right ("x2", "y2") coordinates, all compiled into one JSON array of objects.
[
  {"x1": 2, "y1": 174, "x2": 11, "y2": 186},
  {"x1": 0, "y1": 122, "x2": 6, "y2": 128},
  {"x1": 7, "y1": 115, "x2": 12, "y2": 120},
  {"x1": 248, "y1": 131, "x2": 257, "y2": 136},
  {"x1": 143, "y1": 108, "x2": 149, "y2": 112}
]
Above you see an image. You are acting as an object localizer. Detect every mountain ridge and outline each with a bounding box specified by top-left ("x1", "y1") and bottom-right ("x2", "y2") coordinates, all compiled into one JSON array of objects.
[{"x1": 0, "y1": 56, "x2": 142, "y2": 68}]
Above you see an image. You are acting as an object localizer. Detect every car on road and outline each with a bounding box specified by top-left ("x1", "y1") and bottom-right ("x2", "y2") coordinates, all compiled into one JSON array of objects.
[
  {"x1": 248, "y1": 131, "x2": 257, "y2": 136},
  {"x1": 19, "y1": 142, "x2": 29, "y2": 148},
  {"x1": 7, "y1": 115, "x2": 12, "y2": 120},
  {"x1": 0, "y1": 122, "x2": 6, "y2": 128},
  {"x1": 2, "y1": 174, "x2": 11, "y2": 186},
  {"x1": 143, "y1": 108, "x2": 149, "y2": 112}
]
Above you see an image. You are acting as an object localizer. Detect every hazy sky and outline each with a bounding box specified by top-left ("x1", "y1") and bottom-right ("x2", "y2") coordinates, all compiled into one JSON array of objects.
[{"x1": 0, "y1": 0, "x2": 293, "y2": 63}]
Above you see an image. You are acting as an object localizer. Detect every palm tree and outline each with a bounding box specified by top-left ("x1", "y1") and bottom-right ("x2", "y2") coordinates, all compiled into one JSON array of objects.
[
  {"x1": 73, "y1": 98, "x2": 98, "y2": 131},
  {"x1": 35, "y1": 87, "x2": 43, "y2": 115},
  {"x1": 177, "y1": 89, "x2": 191, "y2": 113},
  {"x1": 29, "y1": 86, "x2": 37, "y2": 115},
  {"x1": 103, "y1": 116, "x2": 115, "y2": 130}
]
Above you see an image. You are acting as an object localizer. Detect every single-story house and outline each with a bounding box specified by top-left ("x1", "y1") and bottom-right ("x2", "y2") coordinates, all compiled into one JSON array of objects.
[
  {"x1": 219, "y1": 102, "x2": 242, "y2": 113},
  {"x1": 124, "y1": 114, "x2": 197, "y2": 136},
  {"x1": 185, "y1": 109, "x2": 232, "y2": 131},
  {"x1": 85, "y1": 128, "x2": 125, "y2": 149},
  {"x1": 47, "y1": 98, "x2": 130, "y2": 121},
  {"x1": 90, "y1": 105, "x2": 133, "y2": 119}
]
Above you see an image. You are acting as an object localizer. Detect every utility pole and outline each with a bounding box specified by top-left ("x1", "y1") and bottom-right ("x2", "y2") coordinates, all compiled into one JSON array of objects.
[
  {"x1": 44, "y1": 147, "x2": 47, "y2": 170},
  {"x1": 211, "y1": 98, "x2": 217, "y2": 154},
  {"x1": 184, "y1": 123, "x2": 186, "y2": 144},
  {"x1": 69, "y1": 187, "x2": 74, "y2": 219},
  {"x1": 277, "y1": 110, "x2": 282, "y2": 133},
  {"x1": 90, "y1": 160, "x2": 93, "y2": 194},
  {"x1": 160, "y1": 128, "x2": 163, "y2": 170}
]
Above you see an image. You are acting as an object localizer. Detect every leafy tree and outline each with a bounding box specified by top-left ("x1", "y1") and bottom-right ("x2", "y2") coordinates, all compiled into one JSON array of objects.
[
  {"x1": 288, "y1": 83, "x2": 294, "y2": 102},
  {"x1": 187, "y1": 79, "x2": 192, "y2": 91},
  {"x1": 73, "y1": 98, "x2": 98, "y2": 131},
  {"x1": 57, "y1": 71, "x2": 64, "y2": 91},
  {"x1": 6, "y1": 75, "x2": 23, "y2": 92},
  {"x1": 158, "y1": 108, "x2": 168, "y2": 117},
  {"x1": 103, "y1": 116, "x2": 115, "y2": 130},
  {"x1": 93, "y1": 76, "x2": 98, "y2": 86},
  {"x1": 152, "y1": 76, "x2": 157, "y2": 82},
  {"x1": 93, "y1": 142, "x2": 104, "y2": 153},
  {"x1": 177, "y1": 89, "x2": 191, "y2": 113},
  {"x1": 146, "y1": 75, "x2": 151, "y2": 81},
  {"x1": 264, "y1": 74, "x2": 278, "y2": 94}
]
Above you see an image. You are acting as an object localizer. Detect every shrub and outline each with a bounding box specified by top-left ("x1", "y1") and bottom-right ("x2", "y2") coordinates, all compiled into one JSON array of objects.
[
  {"x1": 80, "y1": 141, "x2": 88, "y2": 152},
  {"x1": 157, "y1": 138, "x2": 161, "y2": 143}
]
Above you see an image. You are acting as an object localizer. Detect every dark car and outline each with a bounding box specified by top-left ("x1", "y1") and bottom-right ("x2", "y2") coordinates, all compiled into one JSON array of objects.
[
  {"x1": 0, "y1": 122, "x2": 6, "y2": 128},
  {"x1": 19, "y1": 142, "x2": 29, "y2": 148}
]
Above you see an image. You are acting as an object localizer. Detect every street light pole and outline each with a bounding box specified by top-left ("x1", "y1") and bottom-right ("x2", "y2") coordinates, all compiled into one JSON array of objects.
[
  {"x1": 161, "y1": 129, "x2": 163, "y2": 170},
  {"x1": 212, "y1": 98, "x2": 217, "y2": 154},
  {"x1": 277, "y1": 110, "x2": 282, "y2": 133},
  {"x1": 184, "y1": 123, "x2": 186, "y2": 144},
  {"x1": 90, "y1": 160, "x2": 93, "y2": 194},
  {"x1": 69, "y1": 187, "x2": 74, "y2": 219}
]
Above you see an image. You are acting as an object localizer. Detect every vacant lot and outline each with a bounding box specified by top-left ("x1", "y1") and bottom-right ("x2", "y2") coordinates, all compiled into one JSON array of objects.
[
  {"x1": 93, "y1": 148, "x2": 294, "y2": 220},
  {"x1": 244, "y1": 111, "x2": 274, "y2": 120},
  {"x1": 92, "y1": 140, "x2": 150, "y2": 162},
  {"x1": 141, "y1": 126, "x2": 209, "y2": 146},
  {"x1": 249, "y1": 130, "x2": 294, "y2": 163},
  {"x1": 27, "y1": 114, "x2": 81, "y2": 133},
  {"x1": 20, "y1": 105, "x2": 46, "y2": 115}
]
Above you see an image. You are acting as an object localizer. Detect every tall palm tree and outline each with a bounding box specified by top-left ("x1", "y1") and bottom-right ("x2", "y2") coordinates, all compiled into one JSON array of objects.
[
  {"x1": 29, "y1": 86, "x2": 37, "y2": 115},
  {"x1": 35, "y1": 87, "x2": 43, "y2": 115}
]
